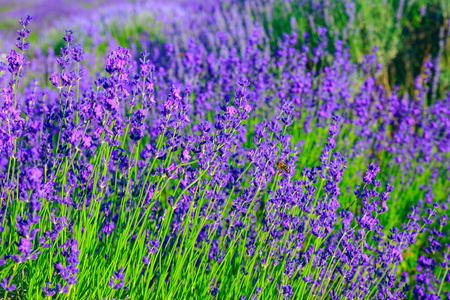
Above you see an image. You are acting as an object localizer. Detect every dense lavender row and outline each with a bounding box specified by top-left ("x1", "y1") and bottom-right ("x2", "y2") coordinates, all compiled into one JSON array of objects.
[{"x1": 0, "y1": 1, "x2": 449, "y2": 299}]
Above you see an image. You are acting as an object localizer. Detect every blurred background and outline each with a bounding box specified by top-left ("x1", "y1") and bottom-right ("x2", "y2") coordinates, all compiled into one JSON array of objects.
[{"x1": 0, "y1": 0, "x2": 448, "y2": 101}]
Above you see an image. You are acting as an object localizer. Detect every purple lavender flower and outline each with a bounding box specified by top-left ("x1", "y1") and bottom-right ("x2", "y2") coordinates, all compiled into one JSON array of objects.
[
  {"x1": 42, "y1": 282, "x2": 56, "y2": 296},
  {"x1": 108, "y1": 266, "x2": 128, "y2": 290},
  {"x1": 0, "y1": 276, "x2": 16, "y2": 292}
]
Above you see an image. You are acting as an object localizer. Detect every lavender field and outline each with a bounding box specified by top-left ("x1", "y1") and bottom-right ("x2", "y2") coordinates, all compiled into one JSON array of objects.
[{"x1": 0, "y1": 0, "x2": 449, "y2": 299}]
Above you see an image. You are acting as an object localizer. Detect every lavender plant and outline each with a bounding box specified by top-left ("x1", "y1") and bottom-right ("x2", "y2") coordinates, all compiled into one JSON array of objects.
[{"x1": 0, "y1": 2, "x2": 449, "y2": 300}]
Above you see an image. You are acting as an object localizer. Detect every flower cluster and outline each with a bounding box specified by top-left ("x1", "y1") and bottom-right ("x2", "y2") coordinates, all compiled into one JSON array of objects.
[{"x1": 0, "y1": 2, "x2": 449, "y2": 299}]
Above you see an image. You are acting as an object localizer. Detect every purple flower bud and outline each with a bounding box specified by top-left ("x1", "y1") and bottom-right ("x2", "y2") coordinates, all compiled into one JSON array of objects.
[
  {"x1": 72, "y1": 44, "x2": 85, "y2": 62},
  {"x1": 237, "y1": 76, "x2": 250, "y2": 87},
  {"x1": 63, "y1": 30, "x2": 75, "y2": 43},
  {"x1": 19, "y1": 15, "x2": 32, "y2": 27},
  {"x1": 56, "y1": 283, "x2": 69, "y2": 293},
  {"x1": 49, "y1": 72, "x2": 59, "y2": 88},
  {"x1": 227, "y1": 106, "x2": 238, "y2": 115},
  {"x1": 1, "y1": 277, "x2": 16, "y2": 291},
  {"x1": 6, "y1": 50, "x2": 27, "y2": 73},
  {"x1": 17, "y1": 238, "x2": 32, "y2": 253},
  {"x1": 42, "y1": 282, "x2": 56, "y2": 296}
]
